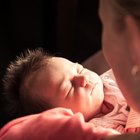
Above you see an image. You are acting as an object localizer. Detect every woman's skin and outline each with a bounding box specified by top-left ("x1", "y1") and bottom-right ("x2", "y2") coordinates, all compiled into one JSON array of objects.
[
  {"x1": 99, "y1": 0, "x2": 140, "y2": 112},
  {"x1": 99, "y1": 0, "x2": 140, "y2": 139}
]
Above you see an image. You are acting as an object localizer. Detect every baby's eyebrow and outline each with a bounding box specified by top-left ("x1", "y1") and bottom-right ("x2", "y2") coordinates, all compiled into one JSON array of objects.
[
  {"x1": 73, "y1": 62, "x2": 78, "y2": 67},
  {"x1": 74, "y1": 62, "x2": 84, "y2": 72},
  {"x1": 75, "y1": 62, "x2": 79, "y2": 65},
  {"x1": 74, "y1": 62, "x2": 81, "y2": 68},
  {"x1": 71, "y1": 62, "x2": 79, "y2": 71},
  {"x1": 75, "y1": 62, "x2": 83, "y2": 68}
]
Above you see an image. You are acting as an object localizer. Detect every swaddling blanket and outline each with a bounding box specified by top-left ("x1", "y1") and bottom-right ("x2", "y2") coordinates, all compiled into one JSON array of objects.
[{"x1": 90, "y1": 70, "x2": 140, "y2": 133}]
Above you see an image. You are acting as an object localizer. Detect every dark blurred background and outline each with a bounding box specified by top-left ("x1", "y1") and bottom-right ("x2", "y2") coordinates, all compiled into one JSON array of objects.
[{"x1": 0, "y1": 0, "x2": 102, "y2": 127}]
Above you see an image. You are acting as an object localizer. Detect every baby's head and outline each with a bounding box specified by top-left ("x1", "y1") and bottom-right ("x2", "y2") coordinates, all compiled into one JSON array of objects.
[{"x1": 3, "y1": 48, "x2": 104, "y2": 120}]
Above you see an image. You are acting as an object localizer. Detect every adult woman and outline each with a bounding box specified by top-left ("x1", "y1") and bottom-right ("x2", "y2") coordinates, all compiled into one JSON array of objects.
[
  {"x1": 99, "y1": 0, "x2": 140, "y2": 113},
  {"x1": 99, "y1": 0, "x2": 140, "y2": 139}
]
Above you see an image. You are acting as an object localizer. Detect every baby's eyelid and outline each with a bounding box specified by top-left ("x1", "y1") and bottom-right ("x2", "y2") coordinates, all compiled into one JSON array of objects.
[{"x1": 79, "y1": 67, "x2": 83, "y2": 74}]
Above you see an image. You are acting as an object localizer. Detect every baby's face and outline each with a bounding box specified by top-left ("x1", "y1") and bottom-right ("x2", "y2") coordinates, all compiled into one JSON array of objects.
[{"x1": 32, "y1": 57, "x2": 104, "y2": 120}]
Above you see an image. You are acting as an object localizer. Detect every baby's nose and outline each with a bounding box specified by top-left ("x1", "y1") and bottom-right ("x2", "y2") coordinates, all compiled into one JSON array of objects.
[{"x1": 72, "y1": 75, "x2": 93, "y2": 87}]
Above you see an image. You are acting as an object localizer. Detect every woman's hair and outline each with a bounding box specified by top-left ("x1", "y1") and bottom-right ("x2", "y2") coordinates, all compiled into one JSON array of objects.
[
  {"x1": 3, "y1": 48, "x2": 53, "y2": 119},
  {"x1": 110, "y1": 0, "x2": 140, "y2": 30}
]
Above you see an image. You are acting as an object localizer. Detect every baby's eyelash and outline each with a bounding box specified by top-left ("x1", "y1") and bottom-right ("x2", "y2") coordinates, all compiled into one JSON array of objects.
[
  {"x1": 79, "y1": 67, "x2": 84, "y2": 74},
  {"x1": 75, "y1": 62, "x2": 84, "y2": 74},
  {"x1": 66, "y1": 83, "x2": 72, "y2": 98}
]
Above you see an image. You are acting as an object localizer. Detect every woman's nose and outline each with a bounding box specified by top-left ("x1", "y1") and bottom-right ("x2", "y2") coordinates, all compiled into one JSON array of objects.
[{"x1": 72, "y1": 75, "x2": 92, "y2": 87}]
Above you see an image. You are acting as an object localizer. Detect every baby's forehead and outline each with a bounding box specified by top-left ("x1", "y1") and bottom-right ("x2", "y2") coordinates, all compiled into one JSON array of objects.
[
  {"x1": 48, "y1": 57, "x2": 75, "y2": 67},
  {"x1": 51, "y1": 56, "x2": 72, "y2": 63},
  {"x1": 43, "y1": 57, "x2": 83, "y2": 78}
]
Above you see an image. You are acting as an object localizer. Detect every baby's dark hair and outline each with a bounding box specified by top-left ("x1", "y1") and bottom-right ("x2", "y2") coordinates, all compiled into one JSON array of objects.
[{"x1": 3, "y1": 48, "x2": 53, "y2": 119}]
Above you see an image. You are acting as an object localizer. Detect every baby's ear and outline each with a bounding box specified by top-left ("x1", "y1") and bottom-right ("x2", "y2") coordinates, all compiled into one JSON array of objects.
[{"x1": 125, "y1": 15, "x2": 140, "y2": 62}]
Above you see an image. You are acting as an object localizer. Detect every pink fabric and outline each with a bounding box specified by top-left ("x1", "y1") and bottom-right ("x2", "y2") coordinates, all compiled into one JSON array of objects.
[
  {"x1": 0, "y1": 108, "x2": 119, "y2": 140},
  {"x1": 125, "y1": 108, "x2": 140, "y2": 131},
  {"x1": 89, "y1": 70, "x2": 140, "y2": 133},
  {"x1": 89, "y1": 70, "x2": 129, "y2": 133}
]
